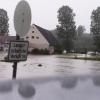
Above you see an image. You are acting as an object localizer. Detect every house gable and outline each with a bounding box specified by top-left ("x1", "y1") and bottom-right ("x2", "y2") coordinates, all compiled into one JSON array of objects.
[
  {"x1": 34, "y1": 24, "x2": 58, "y2": 46},
  {"x1": 25, "y1": 24, "x2": 49, "y2": 49}
]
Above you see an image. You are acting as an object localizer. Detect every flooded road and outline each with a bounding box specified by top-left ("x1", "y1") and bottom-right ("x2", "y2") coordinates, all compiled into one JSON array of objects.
[
  {"x1": 0, "y1": 54, "x2": 100, "y2": 79},
  {"x1": 0, "y1": 54, "x2": 100, "y2": 100}
]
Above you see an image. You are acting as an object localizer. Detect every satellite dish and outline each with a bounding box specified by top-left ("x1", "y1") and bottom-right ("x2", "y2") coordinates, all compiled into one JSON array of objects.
[{"x1": 14, "y1": 0, "x2": 31, "y2": 37}]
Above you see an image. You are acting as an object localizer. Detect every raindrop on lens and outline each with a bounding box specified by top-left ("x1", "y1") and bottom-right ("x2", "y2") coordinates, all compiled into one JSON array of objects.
[{"x1": 18, "y1": 83, "x2": 36, "y2": 98}]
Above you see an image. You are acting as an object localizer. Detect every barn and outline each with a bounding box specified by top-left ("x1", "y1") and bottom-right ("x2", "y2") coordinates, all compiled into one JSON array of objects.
[{"x1": 24, "y1": 24, "x2": 58, "y2": 54}]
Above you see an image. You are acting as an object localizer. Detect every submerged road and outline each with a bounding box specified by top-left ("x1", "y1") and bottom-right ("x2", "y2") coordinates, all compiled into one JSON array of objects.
[
  {"x1": 0, "y1": 55, "x2": 100, "y2": 79},
  {"x1": 0, "y1": 55, "x2": 100, "y2": 99}
]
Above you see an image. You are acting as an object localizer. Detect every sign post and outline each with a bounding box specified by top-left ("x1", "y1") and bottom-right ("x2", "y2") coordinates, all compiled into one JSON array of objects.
[
  {"x1": 9, "y1": 0, "x2": 31, "y2": 79},
  {"x1": 12, "y1": 35, "x2": 19, "y2": 79},
  {"x1": 8, "y1": 41, "x2": 29, "y2": 61},
  {"x1": 12, "y1": 62, "x2": 17, "y2": 79},
  {"x1": 8, "y1": 35, "x2": 29, "y2": 79}
]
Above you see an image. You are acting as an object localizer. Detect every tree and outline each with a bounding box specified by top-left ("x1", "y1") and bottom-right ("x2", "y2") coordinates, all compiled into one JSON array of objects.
[
  {"x1": 77, "y1": 25, "x2": 85, "y2": 36},
  {"x1": 56, "y1": 6, "x2": 76, "y2": 53},
  {"x1": 74, "y1": 34, "x2": 95, "y2": 53},
  {"x1": 91, "y1": 7, "x2": 100, "y2": 52},
  {"x1": 0, "y1": 9, "x2": 9, "y2": 35}
]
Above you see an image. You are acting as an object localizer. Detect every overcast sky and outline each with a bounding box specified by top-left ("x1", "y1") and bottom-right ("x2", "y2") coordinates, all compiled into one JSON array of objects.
[{"x1": 1, "y1": 0, "x2": 100, "y2": 35}]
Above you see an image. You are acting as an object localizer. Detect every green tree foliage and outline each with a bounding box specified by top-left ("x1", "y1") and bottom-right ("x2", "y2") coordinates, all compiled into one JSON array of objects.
[
  {"x1": 56, "y1": 6, "x2": 76, "y2": 53},
  {"x1": 77, "y1": 25, "x2": 85, "y2": 36},
  {"x1": 74, "y1": 34, "x2": 95, "y2": 53},
  {"x1": 0, "y1": 9, "x2": 9, "y2": 35},
  {"x1": 91, "y1": 7, "x2": 100, "y2": 52}
]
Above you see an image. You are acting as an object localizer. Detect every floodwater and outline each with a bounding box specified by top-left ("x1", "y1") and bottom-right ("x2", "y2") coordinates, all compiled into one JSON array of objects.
[
  {"x1": 0, "y1": 54, "x2": 100, "y2": 100},
  {"x1": 0, "y1": 54, "x2": 100, "y2": 79}
]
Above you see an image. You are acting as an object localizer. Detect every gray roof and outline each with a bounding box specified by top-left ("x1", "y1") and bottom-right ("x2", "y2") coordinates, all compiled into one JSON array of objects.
[{"x1": 34, "y1": 24, "x2": 58, "y2": 46}]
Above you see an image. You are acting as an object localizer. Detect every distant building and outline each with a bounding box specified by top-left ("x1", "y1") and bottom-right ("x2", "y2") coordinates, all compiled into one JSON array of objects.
[
  {"x1": 0, "y1": 24, "x2": 58, "y2": 54},
  {"x1": 0, "y1": 36, "x2": 16, "y2": 51},
  {"x1": 24, "y1": 24, "x2": 58, "y2": 54}
]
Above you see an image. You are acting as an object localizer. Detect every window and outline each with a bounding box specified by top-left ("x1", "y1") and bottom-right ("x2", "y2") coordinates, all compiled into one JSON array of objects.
[
  {"x1": 32, "y1": 36, "x2": 34, "y2": 39},
  {"x1": 32, "y1": 31, "x2": 34, "y2": 33},
  {"x1": 26, "y1": 36, "x2": 29, "y2": 39},
  {"x1": 36, "y1": 37, "x2": 39, "y2": 39}
]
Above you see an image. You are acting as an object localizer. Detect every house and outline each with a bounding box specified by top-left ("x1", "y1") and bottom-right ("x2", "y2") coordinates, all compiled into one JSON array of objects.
[
  {"x1": 0, "y1": 24, "x2": 58, "y2": 54},
  {"x1": 0, "y1": 36, "x2": 16, "y2": 51},
  {"x1": 24, "y1": 24, "x2": 58, "y2": 54}
]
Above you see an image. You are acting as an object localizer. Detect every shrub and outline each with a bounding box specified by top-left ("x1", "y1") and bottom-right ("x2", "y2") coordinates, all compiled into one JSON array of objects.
[
  {"x1": 31, "y1": 48, "x2": 49, "y2": 55},
  {"x1": 31, "y1": 48, "x2": 40, "y2": 54},
  {"x1": 54, "y1": 44, "x2": 63, "y2": 54},
  {"x1": 42, "y1": 49, "x2": 49, "y2": 54}
]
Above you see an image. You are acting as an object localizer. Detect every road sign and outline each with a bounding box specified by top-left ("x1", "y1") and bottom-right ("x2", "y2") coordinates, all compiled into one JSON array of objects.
[
  {"x1": 14, "y1": 0, "x2": 31, "y2": 37},
  {"x1": 8, "y1": 41, "x2": 29, "y2": 61}
]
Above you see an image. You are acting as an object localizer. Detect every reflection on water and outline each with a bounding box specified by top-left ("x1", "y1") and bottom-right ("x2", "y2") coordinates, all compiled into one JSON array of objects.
[
  {"x1": 61, "y1": 76, "x2": 78, "y2": 89},
  {"x1": 0, "y1": 75, "x2": 100, "y2": 99},
  {"x1": 18, "y1": 83, "x2": 36, "y2": 98},
  {"x1": 0, "y1": 82, "x2": 12, "y2": 93},
  {"x1": 92, "y1": 75, "x2": 100, "y2": 87}
]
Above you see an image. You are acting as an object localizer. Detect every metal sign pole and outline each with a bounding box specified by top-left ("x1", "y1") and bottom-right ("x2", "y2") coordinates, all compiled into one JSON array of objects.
[
  {"x1": 12, "y1": 0, "x2": 31, "y2": 79},
  {"x1": 12, "y1": 35, "x2": 20, "y2": 79},
  {"x1": 12, "y1": 62, "x2": 17, "y2": 79}
]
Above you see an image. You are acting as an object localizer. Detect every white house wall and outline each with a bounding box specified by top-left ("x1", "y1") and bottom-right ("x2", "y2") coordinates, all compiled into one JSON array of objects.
[{"x1": 25, "y1": 24, "x2": 49, "y2": 50}]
